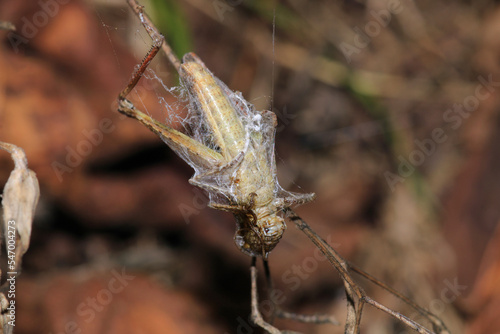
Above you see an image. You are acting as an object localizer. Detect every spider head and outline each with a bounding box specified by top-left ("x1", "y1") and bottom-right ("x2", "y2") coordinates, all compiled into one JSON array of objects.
[{"x1": 234, "y1": 209, "x2": 286, "y2": 258}]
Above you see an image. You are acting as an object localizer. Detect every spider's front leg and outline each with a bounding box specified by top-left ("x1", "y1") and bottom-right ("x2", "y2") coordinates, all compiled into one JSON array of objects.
[
  {"x1": 250, "y1": 259, "x2": 338, "y2": 334},
  {"x1": 250, "y1": 258, "x2": 295, "y2": 334}
]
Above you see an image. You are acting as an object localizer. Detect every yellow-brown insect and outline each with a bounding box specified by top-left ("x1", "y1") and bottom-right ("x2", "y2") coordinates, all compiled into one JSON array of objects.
[{"x1": 118, "y1": 1, "x2": 314, "y2": 258}]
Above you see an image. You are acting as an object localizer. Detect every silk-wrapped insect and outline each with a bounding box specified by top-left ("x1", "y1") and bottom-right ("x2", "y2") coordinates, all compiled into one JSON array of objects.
[{"x1": 118, "y1": 9, "x2": 314, "y2": 259}]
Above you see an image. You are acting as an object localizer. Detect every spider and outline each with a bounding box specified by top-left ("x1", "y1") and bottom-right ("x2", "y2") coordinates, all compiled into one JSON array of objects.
[{"x1": 117, "y1": 1, "x2": 451, "y2": 333}]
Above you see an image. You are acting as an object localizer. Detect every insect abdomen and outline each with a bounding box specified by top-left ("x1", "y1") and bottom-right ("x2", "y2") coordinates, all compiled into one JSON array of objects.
[{"x1": 180, "y1": 54, "x2": 246, "y2": 161}]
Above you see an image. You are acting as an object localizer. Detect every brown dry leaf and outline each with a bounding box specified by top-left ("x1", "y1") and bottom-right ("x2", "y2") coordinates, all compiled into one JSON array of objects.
[
  {"x1": 0, "y1": 21, "x2": 15, "y2": 31},
  {"x1": 0, "y1": 142, "x2": 39, "y2": 334},
  {"x1": 0, "y1": 0, "x2": 186, "y2": 229},
  {"x1": 0, "y1": 142, "x2": 39, "y2": 265},
  {"x1": 0, "y1": 294, "x2": 11, "y2": 334}
]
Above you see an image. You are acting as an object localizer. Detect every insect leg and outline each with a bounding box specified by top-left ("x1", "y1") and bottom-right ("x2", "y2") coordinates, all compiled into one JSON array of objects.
[
  {"x1": 119, "y1": 101, "x2": 222, "y2": 169},
  {"x1": 188, "y1": 176, "x2": 234, "y2": 199},
  {"x1": 187, "y1": 150, "x2": 247, "y2": 202},
  {"x1": 208, "y1": 203, "x2": 247, "y2": 212},
  {"x1": 278, "y1": 192, "x2": 316, "y2": 208},
  {"x1": 189, "y1": 149, "x2": 245, "y2": 181}
]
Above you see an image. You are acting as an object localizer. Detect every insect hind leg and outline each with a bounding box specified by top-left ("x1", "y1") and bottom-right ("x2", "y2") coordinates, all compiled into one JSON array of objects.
[{"x1": 187, "y1": 150, "x2": 246, "y2": 201}]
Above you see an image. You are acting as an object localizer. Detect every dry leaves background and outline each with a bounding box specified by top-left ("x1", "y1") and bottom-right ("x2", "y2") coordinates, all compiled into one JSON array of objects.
[{"x1": 0, "y1": 0, "x2": 499, "y2": 333}]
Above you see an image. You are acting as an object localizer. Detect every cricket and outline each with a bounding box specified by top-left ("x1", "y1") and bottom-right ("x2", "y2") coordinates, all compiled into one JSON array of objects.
[{"x1": 117, "y1": 1, "x2": 451, "y2": 333}]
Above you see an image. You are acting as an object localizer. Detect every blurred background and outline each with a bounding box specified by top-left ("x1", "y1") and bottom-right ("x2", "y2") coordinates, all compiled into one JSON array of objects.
[{"x1": 1, "y1": 0, "x2": 499, "y2": 333}]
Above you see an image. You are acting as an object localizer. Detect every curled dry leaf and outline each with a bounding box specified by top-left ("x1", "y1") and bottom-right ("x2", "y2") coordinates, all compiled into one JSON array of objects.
[
  {"x1": 0, "y1": 142, "x2": 39, "y2": 268},
  {"x1": 0, "y1": 21, "x2": 15, "y2": 31},
  {"x1": 0, "y1": 142, "x2": 39, "y2": 334},
  {"x1": 0, "y1": 294, "x2": 11, "y2": 334}
]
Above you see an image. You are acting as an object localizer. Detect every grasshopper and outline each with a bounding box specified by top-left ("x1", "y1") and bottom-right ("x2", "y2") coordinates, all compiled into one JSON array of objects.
[
  {"x1": 117, "y1": 1, "x2": 451, "y2": 334},
  {"x1": 118, "y1": 1, "x2": 314, "y2": 259}
]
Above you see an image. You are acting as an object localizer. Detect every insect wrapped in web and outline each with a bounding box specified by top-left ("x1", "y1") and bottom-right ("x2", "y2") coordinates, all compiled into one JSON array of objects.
[
  {"x1": 118, "y1": 1, "x2": 452, "y2": 333},
  {"x1": 120, "y1": 39, "x2": 313, "y2": 260},
  {"x1": 176, "y1": 53, "x2": 317, "y2": 258}
]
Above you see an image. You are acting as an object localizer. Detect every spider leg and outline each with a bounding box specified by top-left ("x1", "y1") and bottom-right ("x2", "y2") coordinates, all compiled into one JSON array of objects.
[
  {"x1": 250, "y1": 258, "x2": 301, "y2": 334},
  {"x1": 286, "y1": 209, "x2": 442, "y2": 334}
]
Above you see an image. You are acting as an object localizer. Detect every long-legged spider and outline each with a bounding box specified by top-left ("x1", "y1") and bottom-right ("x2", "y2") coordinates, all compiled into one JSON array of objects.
[{"x1": 117, "y1": 1, "x2": 451, "y2": 333}]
